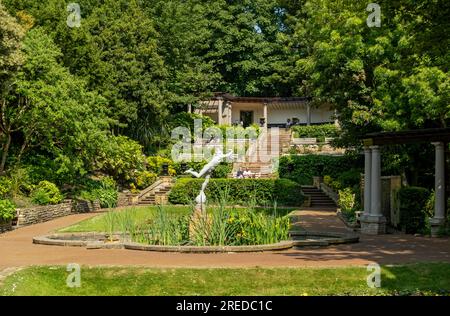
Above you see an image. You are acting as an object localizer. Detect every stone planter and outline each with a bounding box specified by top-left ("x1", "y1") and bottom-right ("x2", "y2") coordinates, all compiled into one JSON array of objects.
[{"x1": 0, "y1": 220, "x2": 13, "y2": 233}]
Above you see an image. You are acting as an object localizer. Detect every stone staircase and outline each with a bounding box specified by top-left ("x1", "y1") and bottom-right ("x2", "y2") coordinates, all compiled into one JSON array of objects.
[
  {"x1": 138, "y1": 178, "x2": 174, "y2": 205},
  {"x1": 230, "y1": 128, "x2": 292, "y2": 178},
  {"x1": 301, "y1": 186, "x2": 337, "y2": 208}
]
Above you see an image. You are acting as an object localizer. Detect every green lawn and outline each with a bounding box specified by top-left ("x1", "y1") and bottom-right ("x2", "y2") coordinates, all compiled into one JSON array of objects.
[
  {"x1": 58, "y1": 205, "x2": 296, "y2": 233},
  {"x1": 1, "y1": 264, "x2": 450, "y2": 296},
  {"x1": 58, "y1": 205, "x2": 192, "y2": 233}
]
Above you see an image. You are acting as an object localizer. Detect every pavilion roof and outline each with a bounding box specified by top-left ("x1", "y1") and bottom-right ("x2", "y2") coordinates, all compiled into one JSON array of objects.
[
  {"x1": 211, "y1": 92, "x2": 311, "y2": 104},
  {"x1": 364, "y1": 128, "x2": 450, "y2": 146}
]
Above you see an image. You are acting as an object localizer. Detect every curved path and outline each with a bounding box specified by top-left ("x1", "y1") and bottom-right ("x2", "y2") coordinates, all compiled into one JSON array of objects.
[{"x1": 1, "y1": 209, "x2": 449, "y2": 270}]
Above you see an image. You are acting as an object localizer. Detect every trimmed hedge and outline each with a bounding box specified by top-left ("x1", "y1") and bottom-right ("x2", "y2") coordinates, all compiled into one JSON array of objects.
[
  {"x1": 398, "y1": 186, "x2": 431, "y2": 234},
  {"x1": 168, "y1": 178, "x2": 304, "y2": 206},
  {"x1": 279, "y1": 154, "x2": 363, "y2": 185},
  {"x1": 292, "y1": 124, "x2": 339, "y2": 141}
]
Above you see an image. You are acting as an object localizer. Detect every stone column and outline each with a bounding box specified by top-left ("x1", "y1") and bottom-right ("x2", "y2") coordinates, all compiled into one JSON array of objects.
[
  {"x1": 306, "y1": 103, "x2": 312, "y2": 126},
  {"x1": 361, "y1": 145, "x2": 386, "y2": 235},
  {"x1": 363, "y1": 147, "x2": 372, "y2": 216},
  {"x1": 430, "y1": 142, "x2": 446, "y2": 236},
  {"x1": 217, "y1": 98, "x2": 223, "y2": 125},
  {"x1": 370, "y1": 146, "x2": 382, "y2": 216},
  {"x1": 263, "y1": 103, "x2": 268, "y2": 129},
  {"x1": 187, "y1": 104, "x2": 192, "y2": 113}
]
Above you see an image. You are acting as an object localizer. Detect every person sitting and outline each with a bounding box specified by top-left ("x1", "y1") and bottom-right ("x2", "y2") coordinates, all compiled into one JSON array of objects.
[
  {"x1": 243, "y1": 168, "x2": 254, "y2": 179},
  {"x1": 286, "y1": 118, "x2": 292, "y2": 131},
  {"x1": 236, "y1": 168, "x2": 244, "y2": 179}
]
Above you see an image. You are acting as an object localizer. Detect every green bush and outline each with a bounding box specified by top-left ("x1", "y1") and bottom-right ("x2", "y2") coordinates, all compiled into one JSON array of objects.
[
  {"x1": 95, "y1": 135, "x2": 146, "y2": 184},
  {"x1": 292, "y1": 124, "x2": 339, "y2": 140},
  {"x1": 135, "y1": 171, "x2": 158, "y2": 190},
  {"x1": 279, "y1": 154, "x2": 362, "y2": 185},
  {"x1": 0, "y1": 177, "x2": 12, "y2": 198},
  {"x1": 168, "y1": 178, "x2": 304, "y2": 206},
  {"x1": 211, "y1": 162, "x2": 233, "y2": 178},
  {"x1": 0, "y1": 199, "x2": 16, "y2": 222},
  {"x1": 78, "y1": 177, "x2": 118, "y2": 208},
  {"x1": 169, "y1": 112, "x2": 216, "y2": 132},
  {"x1": 337, "y1": 169, "x2": 361, "y2": 188},
  {"x1": 31, "y1": 181, "x2": 63, "y2": 205},
  {"x1": 398, "y1": 187, "x2": 431, "y2": 234},
  {"x1": 146, "y1": 156, "x2": 177, "y2": 176},
  {"x1": 338, "y1": 188, "x2": 355, "y2": 214}
]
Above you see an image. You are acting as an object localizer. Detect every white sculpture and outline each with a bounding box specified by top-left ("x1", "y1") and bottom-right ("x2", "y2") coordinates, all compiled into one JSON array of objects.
[{"x1": 185, "y1": 147, "x2": 234, "y2": 212}]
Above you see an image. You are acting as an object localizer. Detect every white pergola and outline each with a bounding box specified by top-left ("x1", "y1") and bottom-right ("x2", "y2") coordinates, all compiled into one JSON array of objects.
[{"x1": 361, "y1": 128, "x2": 450, "y2": 236}]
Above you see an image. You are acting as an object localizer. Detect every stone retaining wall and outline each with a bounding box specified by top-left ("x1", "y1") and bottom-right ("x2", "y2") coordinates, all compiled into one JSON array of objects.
[
  {"x1": 0, "y1": 221, "x2": 12, "y2": 233},
  {"x1": 117, "y1": 192, "x2": 139, "y2": 207},
  {"x1": 73, "y1": 200, "x2": 101, "y2": 213},
  {"x1": 16, "y1": 200, "x2": 73, "y2": 227}
]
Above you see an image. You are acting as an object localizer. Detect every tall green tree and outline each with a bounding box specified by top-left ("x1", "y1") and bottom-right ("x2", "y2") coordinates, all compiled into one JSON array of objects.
[{"x1": 0, "y1": 1, "x2": 25, "y2": 173}]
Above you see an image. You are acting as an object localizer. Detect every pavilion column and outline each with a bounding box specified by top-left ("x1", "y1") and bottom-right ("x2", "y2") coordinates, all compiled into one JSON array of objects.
[
  {"x1": 263, "y1": 103, "x2": 268, "y2": 129},
  {"x1": 306, "y1": 103, "x2": 312, "y2": 126},
  {"x1": 187, "y1": 104, "x2": 192, "y2": 113},
  {"x1": 430, "y1": 142, "x2": 447, "y2": 237},
  {"x1": 360, "y1": 145, "x2": 386, "y2": 235},
  {"x1": 363, "y1": 147, "x2": 372, "y2": 216},
  {"x1": 217, "y1": 98, "x2": 223, "y2": 125}
]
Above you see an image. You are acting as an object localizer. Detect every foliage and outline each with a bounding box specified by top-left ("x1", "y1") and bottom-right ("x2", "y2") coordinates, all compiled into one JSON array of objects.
[
  {"x1": 146, "y1": 156, "x2": 176, "y2": 176},
  {"x1": 30, "y1": 181, "x2": 63, "y2": 205},
  {"x1": 168, "y1": 178, "x2": 304, "y2": 206},
  {"x1": 0, "y1": 177, "x2": 12, "y2": 198},
  {"x1": 292, "y1": 124, "x2": 339, "y2": 142},
  {"x1": 338, "y1": 188, "x2": 356, "y2": 214},
  {"x1": 279, "y1": 154, "x2": 362, "y2": 185},
  {"x1": 134, "y1": 171, "x2": 158, "y2": 190},
  {"x1": 398, "y1": 187, "x2": 431, "y2": 234},
  {"x1": 211, "y1": 162, "x2": 232, "y2": 179},
  {"x1": 169, "y1": 112, "x2": 215, "y2": 132},
  {"x1": 0, "y1": 199, "x2": 16, "y2": 222},
  {"x1": 78, "y1": 177, "x2": 118, "y2": 208},
  {"x1": 95, "y1": 136, "x2": 146, "y2": 184}
]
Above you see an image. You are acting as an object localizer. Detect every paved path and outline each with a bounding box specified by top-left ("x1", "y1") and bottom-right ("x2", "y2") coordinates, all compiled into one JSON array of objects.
[{"x1": 1, "y1": 209, "x2": 449, "y2": 270}]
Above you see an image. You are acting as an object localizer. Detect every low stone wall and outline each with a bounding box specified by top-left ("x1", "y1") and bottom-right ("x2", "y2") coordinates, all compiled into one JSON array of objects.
[
  {"x1": 17, "y1": 200, "x2": 73, "y2": 227},
  {"x1": 117, "y1": 192, "x2": 139, "y2": 207},
  {"x1": 0, "y1": 221, "x2": 12, "y2": 233},
  {"x1": 320, "y1": 183, "x2": 339, "y2": 204},
  {"x1": 73, "y1": 200, "x2": 101, "y2": 213}
]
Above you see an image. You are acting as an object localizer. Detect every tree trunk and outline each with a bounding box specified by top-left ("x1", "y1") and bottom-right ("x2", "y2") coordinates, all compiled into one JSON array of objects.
[{"x1": 0, "y1": 133, "x2": 11, "y2": 174}]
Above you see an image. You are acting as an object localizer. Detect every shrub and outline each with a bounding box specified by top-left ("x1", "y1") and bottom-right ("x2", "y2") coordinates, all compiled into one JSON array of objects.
[
  {"x1": 338, "y1": 188, "x2": 355, "y2": 214},
  {"x1": 279, "y1": 154, "x2": 362, "y2": 185},
  {"x1": 9, "y1": 167, "x2": 33, "y2": 197},
  {"x1": 0, "y1": 177, "x2": 12, "y2": 198},
  {"x1": 95, "y1": 135, "x2": 146, "y2": 184},
  {"x1": 0, "y1": 199, "x2": 16, "y2": 222},
  {"x1": 146, "y1": 156, "x2": 176, "y2": 176},
  {"x1": 211, "y1": 162, "x2": 232, "y2": 178},
  {"x1": 169, "y1": 112, "x2": 216, "y2": 132},
  {"x1": 337, "y1": 169, "x2": 361, "y2": 188},
  {"x1": 31, "y1": 181, "x2": 63, "y2": 205},
  {"x1": 292, "y1": 124, "x2": 339, "y2": 139},
  {"x1": 168, "y1": 178, "x2": 304, "y2": 206},
  {"x1": 135, "y1": 171, "x2": 158, "y2": 189},
  {"x1": 78, "y1": 177, "x2": 118, "y2": 208},
  {"x1": 398, "y1": 187, "x2": 431, "y2": 234}
]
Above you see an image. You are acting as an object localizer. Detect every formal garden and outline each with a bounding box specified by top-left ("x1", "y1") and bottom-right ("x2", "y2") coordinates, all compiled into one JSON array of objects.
[{"x1": 1, "y1": 0, "x2": 450, "y2": 297}]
